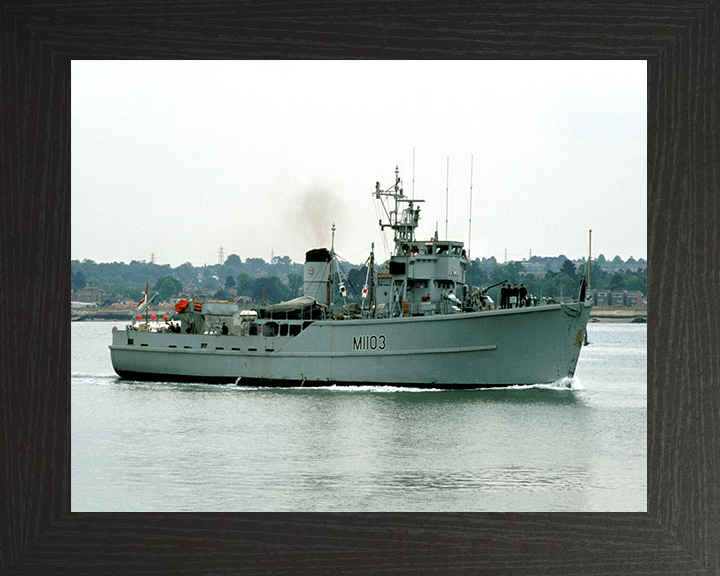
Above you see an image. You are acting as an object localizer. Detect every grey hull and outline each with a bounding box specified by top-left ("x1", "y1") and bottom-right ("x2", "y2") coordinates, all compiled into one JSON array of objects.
[{"x1": 110, "y1": 302, "x2": 591, "y2": 388}]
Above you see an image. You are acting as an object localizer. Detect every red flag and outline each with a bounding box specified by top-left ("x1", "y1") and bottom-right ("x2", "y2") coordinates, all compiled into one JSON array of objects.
[{"x1": 137, "y1": 281, "x2": 148, "y2": 308}]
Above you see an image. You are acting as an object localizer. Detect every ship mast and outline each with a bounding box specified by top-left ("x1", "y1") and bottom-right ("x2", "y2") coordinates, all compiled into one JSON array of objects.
[
  {"x1": 588, "y1": 229, "x2": 592, "y2": 287},
  {"x1": 327, "y1": 223, "x2": 335, "y2": 307},
  {"x1": 369, "y1": 243, "x2": 375, "y2": 317},
  {"x1": 374, "y1": 166, "x2": 424, "y2": 256}
]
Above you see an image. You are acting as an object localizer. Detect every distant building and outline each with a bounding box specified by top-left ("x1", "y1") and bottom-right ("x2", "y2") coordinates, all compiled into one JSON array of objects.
[
  {"x1": 611, "y1": 290, "x2": 628, "y2": 306},
  {"x1": 593, "y1": 290, "x2": 612, "y2": 306},
  {"x1": 235, "y1": 295, "x2": 252, "y2": 306},
  {"x1": 76, "y1": 285, "x2": 107, "y2": 303},
  {"x1": 592, "y1": 289, "x2": 645, "y2": 307},
  {"x1": 626, "y1": 290, "x2": 644, "y2": 306}
]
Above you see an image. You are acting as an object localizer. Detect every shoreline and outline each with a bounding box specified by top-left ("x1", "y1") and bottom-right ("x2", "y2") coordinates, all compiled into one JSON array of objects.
[
  {"x1": 588, "y1": 306, "x2": 647, "y2": 323},
  {"x1": 71, "y1": 305, "x2": 648, "y2": 323}
]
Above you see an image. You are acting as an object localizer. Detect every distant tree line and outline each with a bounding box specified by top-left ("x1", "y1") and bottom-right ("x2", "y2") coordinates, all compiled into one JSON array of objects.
[
  {"x1": 466, "y1": 256, "x2": 647, "y2": 304},
  {"x1": 71, "y1": 254, "x2": 303, "y2": 304},
  {"x1": 72, "y1": 252, "x2": 646, "y2": 306}
]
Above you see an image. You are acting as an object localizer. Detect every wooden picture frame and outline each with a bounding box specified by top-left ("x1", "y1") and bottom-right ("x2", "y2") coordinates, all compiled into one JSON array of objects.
[{"x1": 1, "y1": 3, "x2": 715, "y2": 573}]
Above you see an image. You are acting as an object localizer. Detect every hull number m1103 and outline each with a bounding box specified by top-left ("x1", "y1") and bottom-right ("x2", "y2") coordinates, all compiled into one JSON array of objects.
[{"x1": 353, "y1": 334, "x2": 386, "y2": 351}]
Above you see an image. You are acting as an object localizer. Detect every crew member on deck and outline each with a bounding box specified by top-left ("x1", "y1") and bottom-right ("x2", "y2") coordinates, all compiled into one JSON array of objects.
[
  {"x1": 221, "y1": 322, "x2": 229, "y2": 335},
  {"x1": 519, "y1": 284, "x2": 528, "y2": 307}
]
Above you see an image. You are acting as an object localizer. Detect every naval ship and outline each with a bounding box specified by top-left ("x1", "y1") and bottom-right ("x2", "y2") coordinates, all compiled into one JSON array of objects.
[{"x1": 110, "y1": 168, "x2": 592, "y2": 388}]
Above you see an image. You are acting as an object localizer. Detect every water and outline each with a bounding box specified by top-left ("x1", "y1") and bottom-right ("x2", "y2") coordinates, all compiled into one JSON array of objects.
[{"x1": 71, "y1": 321, "x2": 646, "y2": 512}]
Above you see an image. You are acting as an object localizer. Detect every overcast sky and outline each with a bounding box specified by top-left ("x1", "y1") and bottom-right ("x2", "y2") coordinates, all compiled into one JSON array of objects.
[{"x1": 72, "y1": 60, "x2": 646, "y2": 268}]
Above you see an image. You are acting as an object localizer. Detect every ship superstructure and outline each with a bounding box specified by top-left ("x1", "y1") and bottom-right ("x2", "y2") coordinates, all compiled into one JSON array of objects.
[{"x1": 372, "y1": 167, "x2": 470, "y2": 318}]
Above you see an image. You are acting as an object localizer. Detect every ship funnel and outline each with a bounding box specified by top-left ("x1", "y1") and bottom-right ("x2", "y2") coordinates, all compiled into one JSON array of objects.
[{"x1": 303, "y1": 248, "x2": 332, "y2": 305}]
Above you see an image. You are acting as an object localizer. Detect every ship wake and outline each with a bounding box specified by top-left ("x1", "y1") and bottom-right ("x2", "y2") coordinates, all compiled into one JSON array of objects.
[
  {"x1": 495, "y1": 376, "x2": 583, "y2": 392},
  {"x1": 231, "y1": 377, "x2": 584, "y2": 394}
]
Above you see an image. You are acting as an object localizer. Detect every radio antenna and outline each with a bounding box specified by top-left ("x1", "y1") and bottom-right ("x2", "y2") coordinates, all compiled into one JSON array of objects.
[
  {"x1": 445, "y1": 156, "x2": 449, "y2": 240},
  {"x1": 468, "y1": 155, "x2": 473, "y2": 260},
  {"x1": 412, "y1": 146, "x2": 415, "y2": 200}
]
